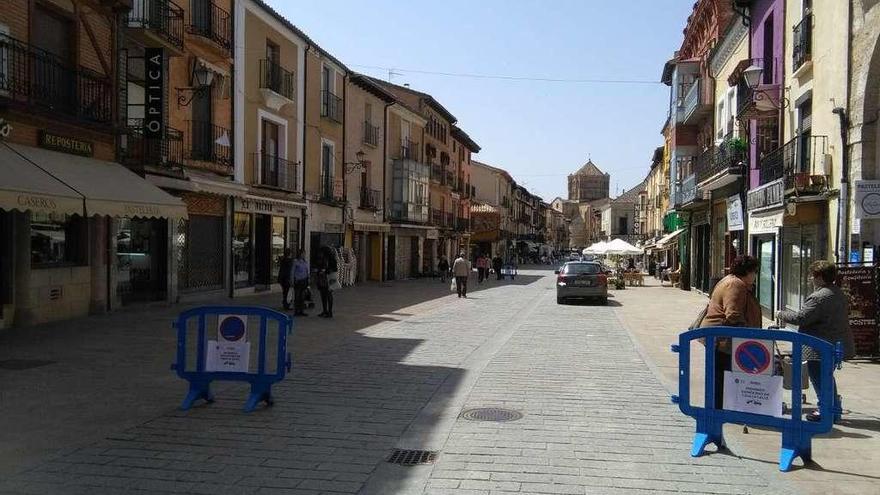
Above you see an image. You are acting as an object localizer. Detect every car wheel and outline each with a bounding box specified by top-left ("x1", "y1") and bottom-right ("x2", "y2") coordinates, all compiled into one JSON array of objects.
[
  {"x1": 599, "y1": 297, "x2": 608, "y2": 305},
  {"x1": 557, "y1": 297, "x2": 564, "y2": 304}
]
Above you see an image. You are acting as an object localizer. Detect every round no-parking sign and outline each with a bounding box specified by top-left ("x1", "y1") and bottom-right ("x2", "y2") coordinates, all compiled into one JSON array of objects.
[
  {"x1": 218, "y1": 315, "x2": 247, "y2": 343},
  {"x1": 732, "y1": 338, "x2": 773, "y2": 375}
]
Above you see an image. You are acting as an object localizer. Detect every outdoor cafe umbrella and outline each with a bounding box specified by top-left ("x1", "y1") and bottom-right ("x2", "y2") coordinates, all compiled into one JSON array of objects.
[
  {"x1": 603, "y1": 238, "x2": 643, "y2": 256},
  {"x1": 582, "y1": 241, "x2": 609, "y2": 256}
]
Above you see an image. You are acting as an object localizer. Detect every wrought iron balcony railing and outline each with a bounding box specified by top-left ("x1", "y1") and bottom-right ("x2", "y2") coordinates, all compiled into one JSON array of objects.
[
  {"x1": 431, "y1": 208, "x2": 444, "y2": 226},
  {"x1": 0, "y1": 34, "x2": 112, "y2": 124},
  {"x1": 793, "y1": 15, "x2": 812, "y2": 72},
  {"x1": 121, "y1": 119, "x2": 185, "y2": 168},
  {"x1": 320, "y1": 90, "x2": 343, "y2": 123},
  {"x1": 391, "y1": 201, "x2": 429, "y2": 224},
  {"x1": 253, "y1": 152, "x2": 298, "y2": 191},
  {"x1": 186, "y1": 120, "x2": 232, "y2": 170},
  {"x1": 759, "y1": 135, "x2": 829, "y2": 191},
  {"x1": 735, "y1": 57, "x2": 780, "y2": 119},
  {"x1": 399, "y1": 138, "x2": 420, "y2": 161},
  {"x1": 363, "y1": 121, "x2": 379, "y2": 147},
  {"x1": 127, "y1": 0, "x2": 185, "y2": 50},
  {"x1": 694, "y1": 141, "x2": 748, "y2": 184},
  {"x1": 259, "y1": 59, "x2": 295, "y2": 100},
  {"x1": 187, "y1": 0, "x2": 232, "y2": 54},
  {"x1": 360, "y1": 186, "x2": 381, "y2": 209},
  {"x1": 320, "y1": 173, "x2": 344, "y2": 202}
]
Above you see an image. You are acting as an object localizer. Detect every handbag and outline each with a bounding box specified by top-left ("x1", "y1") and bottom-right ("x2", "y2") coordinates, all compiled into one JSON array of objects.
[
  {"x1": 689, "y1": 303, "x2": 709, "y2": 330},
  {"x1": 450, "y1": 278, "x2": 457, "y2": 292},
  {"x1": 327, "y1": 271, "x2": 341, "y2": 291}
]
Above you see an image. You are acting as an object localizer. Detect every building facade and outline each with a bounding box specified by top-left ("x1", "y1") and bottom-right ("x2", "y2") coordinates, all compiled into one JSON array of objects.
[{"x1": 567, "y1": 160, "x2": 610, "y2": 202}]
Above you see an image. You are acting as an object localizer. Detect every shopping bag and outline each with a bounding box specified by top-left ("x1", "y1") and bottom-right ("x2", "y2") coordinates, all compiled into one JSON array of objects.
[
  {"x1": 328, "y1": 271, "x2": 342, "y2": 291},
  {"x1": 450, "y1": 278, "x2": 457, "y2": 292}
]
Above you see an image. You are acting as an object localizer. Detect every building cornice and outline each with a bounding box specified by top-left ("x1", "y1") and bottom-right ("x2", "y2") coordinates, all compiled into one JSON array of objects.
[{"x1": 709, "y1": 19, "x2": 748, "y2": 78}]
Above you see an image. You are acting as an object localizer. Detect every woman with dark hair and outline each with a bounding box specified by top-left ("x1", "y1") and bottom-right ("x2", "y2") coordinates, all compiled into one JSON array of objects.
[
  {"x1": 776, "y1": 260, "x2": 854, "y2": 422},
  {"x1": 700, "y1": 255, "x2": 763, "y2": 409},
  {"x1": 316, "y1": 246, "x2": 338, "y2": 318}
]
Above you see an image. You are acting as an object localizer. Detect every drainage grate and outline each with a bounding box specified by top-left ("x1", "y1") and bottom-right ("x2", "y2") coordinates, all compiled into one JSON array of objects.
[
  {"x1": 386, "y1": 449, "x2": 437, "y2": 466},
  {"x1": 460, "y1": 407, "x2": 524, "y2": 422},
  {"x1": 0, "y1": 359, "x2": 57, "y2": 370}
]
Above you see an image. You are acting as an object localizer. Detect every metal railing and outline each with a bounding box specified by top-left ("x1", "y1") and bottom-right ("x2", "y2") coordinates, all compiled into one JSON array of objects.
[
  {"x1": 399, "y1": 138, "x2": 419, "y2": 161},
  {"x1": 127, "y1": 0, "x2": 185, "y2": 50},
  {"x1": 186, "y1": 120, "x2": 232, "y2": 168},
  {"x1": 121, "y1": 119, "x2": 185, "y2": 168},
  {"x1": 696, "y1": 141, "x2": 748, "y2": 184},
  {"x1": 736, "y1": 57, "x2": 779, "y2": 116},
  {"x1": 431, "y1": 208, "x2": 444, "y2": 226},
  {"x1": 259, "y1": 59, "x2": 295, "y2": 100},
  {"x1": 793, "y1": 15, "x2": 812, "y2": 72},
  {"x1": 363, "y1": 120, "x2": 379, "y2": 146},
  {"x1": 431, "y1": 164, "x2": 443, "y2": 183},
  {"x1": 187, "y1": 0, "x2": 232, "y2": 54},
  {"x1": 320, "y1": 89, "x2": 343, "y2": 123},
  {"x1": 360, "y1": 186, "x2": 381, "y2": 209},
  {"x1": 446, "y1": 212, "x2": 455, "y2": 228},
  {"x1": 253, "y1": 152, "x2": 298, "y2": 191},
  {"x1": 682, "y1": 78, "x2": 701, "y2": 122},
  {"x1": 390, "y1": 201, "x2": 429, "y2": 224},
  {"x1": 759, "y1": 135, "x2": 828, "y2": 189},
  {"x1": 0, "y1": 33, "x2": 112, "y2": 124},
  {"x1": 320, "y1": 172, "x2": 344, "y2": 201},
  {"x1": 680, "y1": 174, "x2": 697, "y2": 205}
]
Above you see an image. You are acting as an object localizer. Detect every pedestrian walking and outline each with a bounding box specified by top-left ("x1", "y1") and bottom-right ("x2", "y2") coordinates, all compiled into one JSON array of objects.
[
  {"x1": 316, "y1": 246, "x2": 338, "y2": 318},
  {"x1": 776, "y1": 260, "x2": 855, "y2": 422},
  {"x1": 291, "y1": 249, "x2": 309, "y2": 316},
  {"x1": 476, "y1": 253, "x2": 489, "y2": 283},
  {"x1": 278, "y1": 249, "x2": 293, "y2": 310},
  {"x1": 452, "y1": 252, "x2": 470, "y2": 298},
  {"x1": 492, "y1": 255, "x2": 503, "y2": 281},
  {"x1": 438, "y1": 255, "x2": 450, "y2": 283},
  {"x1": 699, "y1": 255, "x2": 762, "y2": 409}
]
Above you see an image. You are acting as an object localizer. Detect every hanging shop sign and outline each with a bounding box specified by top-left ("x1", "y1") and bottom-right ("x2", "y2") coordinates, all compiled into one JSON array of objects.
[
  {"x1": 144, "y1": 48, "x2": 165, "y2": 139},
  {"x1": 746, "y1": 179, "x2": 784, "y2": 211},
  {"x1": 727, "y1": 195, "x2": 744, "y2": 231},
  {"x1": 748, "y1": 211, "x2": 783, "y2": 235},
  {"x1": 836, "y1": 265, "x2": 879, "y2": 357},
  {"x1": 38, "y1": 131, "x2": 94, "y2": 157},
  {"x1": 854, "y1": 180, "x2": 880, "y2": 219}
]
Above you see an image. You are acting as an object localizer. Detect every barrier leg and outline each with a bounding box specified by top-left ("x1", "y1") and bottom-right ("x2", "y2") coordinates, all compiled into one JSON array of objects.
[
  {"x1": 244, "y1": 381, "x2": 273, "y2": 413},
  {"x1": 691, "y1": 416, "x2": 725, "y2": 457},
  {"x1": 780, "y1": 428, "x2": 811, "y2": 471},
  {"x1": 180, "y1": 379, "x2": 214, "y2": 411}
]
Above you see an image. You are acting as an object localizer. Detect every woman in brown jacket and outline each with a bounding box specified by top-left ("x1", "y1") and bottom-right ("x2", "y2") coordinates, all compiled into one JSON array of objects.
[{"x1": 701, "y1": 255, "x2": 763, "y2": 409}]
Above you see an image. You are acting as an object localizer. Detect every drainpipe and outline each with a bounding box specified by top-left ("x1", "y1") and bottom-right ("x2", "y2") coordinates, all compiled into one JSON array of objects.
[
  {"x1": 342, "y1": 73, "x2": 348, "y2": 239},
  {"x1": 835, "y1": 107, "x2": 850, "y2": 264},
  {"x1": 382, "y1": 100, "x2": 393, "y2": 282},
  {"x1": 301, "y1": 42, "x2": 311, "y2": 257}
]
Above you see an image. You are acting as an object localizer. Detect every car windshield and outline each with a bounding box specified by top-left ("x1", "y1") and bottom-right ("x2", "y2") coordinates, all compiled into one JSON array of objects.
[{"x1": 563, "y1": 263, "x2": 601, "y2": 275}]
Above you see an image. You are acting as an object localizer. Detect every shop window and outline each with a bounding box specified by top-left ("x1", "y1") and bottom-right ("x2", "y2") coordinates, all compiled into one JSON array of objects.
[
  {"x1": 271, "y1": 215, "x2": 286, "y2": 276},
  {"x1": 233, "y1": 212, "x2": 252, "y2": 287},
  {"x1": 30, "y1": 212, "x2": 85, "y2": 266}
]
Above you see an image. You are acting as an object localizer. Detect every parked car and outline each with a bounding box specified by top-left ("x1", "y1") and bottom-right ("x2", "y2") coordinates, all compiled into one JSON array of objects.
[{"x1": 555, "y1": 262, "x2": 608, "y2": 305}]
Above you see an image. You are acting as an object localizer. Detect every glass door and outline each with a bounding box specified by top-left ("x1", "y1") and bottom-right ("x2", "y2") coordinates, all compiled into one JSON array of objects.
[{"x1": 756, "y1": 235, "x2": 776, "y2": 318}]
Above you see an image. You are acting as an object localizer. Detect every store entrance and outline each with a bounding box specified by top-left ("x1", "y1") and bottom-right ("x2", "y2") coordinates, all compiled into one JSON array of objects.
[
  {"x1": 117, "y1": 218, "x2": 167, "y2": 304},
  {"x1": 753, "y1": 234, "x2": 776, "y2": 318},
  {"x1": 254, "y1": 214, "x2": 272, "y2": 288}
]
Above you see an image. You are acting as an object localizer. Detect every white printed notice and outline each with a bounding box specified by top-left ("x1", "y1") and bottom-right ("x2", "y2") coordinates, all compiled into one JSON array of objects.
[
  {"x1": 205, "y1": 340, "x2": 250, "y2": 373},
  {"x1": 722, "y1": 371, "x2": 784, "y2": 417}
]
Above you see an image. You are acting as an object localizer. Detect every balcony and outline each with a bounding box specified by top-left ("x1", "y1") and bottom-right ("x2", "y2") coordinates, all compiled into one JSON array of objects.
[
  {"x1": 759, "y1": 135, "x2": 829, "y2": 192},
  {"x1": 390, "y1": 202, "x2": 429, "y2": 224},
  {"x1": 446, "y1": 212, "x2": 455, "y2": 228},
  {"x1": 793, "y1": 15, "x2": 813, "y2": 73},
  {"x1": 0, "y1": 34, "x2": 112, "y2": 125},
  {"x1": 120, "y1": 119, "x2": 185, "y2": 169},
  {"x1": 360, "y1": 186, "x2": 381, "y2": 209},
  {"x1": 126, "y1": 0, "x2": 185, "y2": 54},
  {"x1": 186, "y1": 0, "x2": 232, "y2": 55},
  {"x1": 259, "y1": 59, "x2": 295, "y2": 108},
  {"x1": 734, "y1": 58, "x2": 781, "y2": 121},
  {"x1": 185, "y1": 121, "x2": 232, "y2": 173},
  {"x1": 431, "y1": 208, "x2": 444, "y2": 226},
  {"x1": 321, "y1": 90, "x2": 343, "y2": 123},
  {"x1": 320, "y1": 173, "x2": 344, "y2": 203},
  {"x1": 695, "y1": 139, "x2": 747, "y2": 189},
  {"x1": 253, "y1": 152, "x2": 298, "y2": 191},
  {"x1": 445, "y1": 170, "x2": 455, "y2": 187},
  {"x1": 681, "y1": 78, "x2": 712, "y2": 125},
  {"x1": 363, "y1": 121, "x2": 379, "y2": 147},
  {"x1": 456, "y1": 217, "x2": 469, "y2": 232},
  {"x1": 399, "y1": 138, "x2": 420, "y2": 161},
  {"x1": 431, "y1": 164, "x2": 443, "y2": 183},
  {"x1": 679, "y1": 174, "x2": 698, "y2": 205}
]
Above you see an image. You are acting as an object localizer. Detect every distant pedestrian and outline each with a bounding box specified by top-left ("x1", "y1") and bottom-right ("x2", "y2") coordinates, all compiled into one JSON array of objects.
[
  {"x1": 292, "y1": 249, "x2": 309, "y2": 316},
  {"x1": 476, "y1": 253, "x2": 489, "y2": 283},
  {"x1": 316, "y1": 246, "x2": 338, "y2": 318},
  {"x1": 278, "y1": 248, "x2": 293, "y2": 310},
  {"x1": 492, "y1": 255, "x2": 503, "y2": 280},
  {"x1": 438, "y1": 255, "x2": 450, "y2": 283},
  {"x1": 700, "y1": 255, "x2": 762, "y2": 410},
  {"x1": 452, "y1": 252, "x2": 470, "y2": 298},
  {"x1": 776, "y1": 260, "x2": 854, "y2": 422}
]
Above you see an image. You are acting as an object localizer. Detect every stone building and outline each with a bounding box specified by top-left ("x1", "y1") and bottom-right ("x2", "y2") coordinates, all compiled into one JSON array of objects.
[{"x1": 567, "y1": 160, "x2": 610, "y2": 202}]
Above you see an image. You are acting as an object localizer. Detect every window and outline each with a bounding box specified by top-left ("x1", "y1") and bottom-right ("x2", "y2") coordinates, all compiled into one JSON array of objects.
[
  {"x1": 30, "y1": 213, "x2": 85, "y2": 266},
  {"x1": 266, "y1": 40, "x2": 279, "y2": 65},
  {"x1": 322, "y1": 65, "x2": 332, "y2": 93},
  {"x1": 321, "y1": 141, "x2": 334, "y2": 197},
  {"x1": 233, "y1": 212, "x2": 252, "y2": 287},
  {"x1": 364, "y1": 102, "x2": 372, "y2": 124},
  {"x1": 762, "y1": 15, "x2": 774, "y2": 84}
]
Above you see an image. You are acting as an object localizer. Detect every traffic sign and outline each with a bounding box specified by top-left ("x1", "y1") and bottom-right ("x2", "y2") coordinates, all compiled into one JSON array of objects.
[
  {"x1": 218, "y1": 314, "x2": 247, "y2": 342},
  {"x1": 732, "y1": 338, "x2": 773, "y2": 375}
]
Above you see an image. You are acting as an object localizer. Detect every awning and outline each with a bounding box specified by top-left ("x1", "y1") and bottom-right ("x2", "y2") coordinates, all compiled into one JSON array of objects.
[
  {"x1": 9, "y1": 144, "x2": 187, "y2": 218},
  {"x1": 656, "y1": 228, "x2": 685, "y2": 249},
  {"x1": 0, "y1": 143, "x2": 84, "y2": 216}
]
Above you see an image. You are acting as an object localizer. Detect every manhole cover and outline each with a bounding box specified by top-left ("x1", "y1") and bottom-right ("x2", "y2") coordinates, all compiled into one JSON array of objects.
[
  {"x1": 386, "y1": 449, "x2": 437, "y2": 466},
  {"x1": 460, "y1": 407, "x2": 523, "y2": 422},
  {"x1": 0, "y1": 359, "x2": 56, "y2": 370}
]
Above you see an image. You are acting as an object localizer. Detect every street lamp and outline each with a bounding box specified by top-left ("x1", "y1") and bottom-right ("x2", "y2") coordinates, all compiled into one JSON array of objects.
[
  {"x1": 177, "y1": 63, "x2": 216, "y2": 107},
  {"x1": 742, "y1": 64, "x2": 763, "y2": 89},
  {"x1": 344, "y1": 150, "x2": 367, "y2": 174}
]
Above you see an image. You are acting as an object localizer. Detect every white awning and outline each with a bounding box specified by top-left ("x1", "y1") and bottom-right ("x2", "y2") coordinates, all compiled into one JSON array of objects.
[
  {"x1": 0, "y1": 143, "x2": 84, "y2": 216},
  {"x1": 656, "y1": 228, "x2": 685, "y2": 248},
  {"x1": 9, "y1": 144, "x2": 187, "y2": 219}
]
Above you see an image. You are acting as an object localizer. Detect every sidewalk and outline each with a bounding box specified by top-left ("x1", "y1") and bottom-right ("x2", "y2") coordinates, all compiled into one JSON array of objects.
[{"x1": 611, "y1": 277, "x2": 880, "y2": 495}]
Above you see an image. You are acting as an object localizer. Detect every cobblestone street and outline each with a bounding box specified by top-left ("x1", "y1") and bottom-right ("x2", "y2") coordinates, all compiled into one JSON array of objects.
[{"x1": 0, "y1": 268, "x2": 815, "y2": 494}]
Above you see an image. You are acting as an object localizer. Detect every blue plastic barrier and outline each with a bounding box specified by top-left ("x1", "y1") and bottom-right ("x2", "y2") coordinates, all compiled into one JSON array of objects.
[
  {"x1": 671, "y1": 327, "x2": 843, "y2": 471},
  {"x1": 172, "y1": 306, "x2": 293, "y2": 413}
]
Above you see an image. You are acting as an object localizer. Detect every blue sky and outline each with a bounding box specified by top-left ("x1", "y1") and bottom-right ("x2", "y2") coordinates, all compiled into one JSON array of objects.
[{"x1": 278, "y1": 0, "x2": 694, "y2": 201}]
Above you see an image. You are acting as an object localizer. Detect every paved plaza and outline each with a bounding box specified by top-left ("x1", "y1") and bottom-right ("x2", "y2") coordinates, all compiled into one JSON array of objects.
[{"x1": 0, "y1": 268, "x2": 877, "y2": 494}]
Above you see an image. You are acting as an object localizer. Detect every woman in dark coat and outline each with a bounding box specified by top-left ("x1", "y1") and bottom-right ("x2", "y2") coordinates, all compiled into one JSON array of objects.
[
  {"x1": 316, "y1": 246, "x2": 338, "y2": 318},
  {"x1": 776, "y1": 260, "x2": 854, "y2": 422}
]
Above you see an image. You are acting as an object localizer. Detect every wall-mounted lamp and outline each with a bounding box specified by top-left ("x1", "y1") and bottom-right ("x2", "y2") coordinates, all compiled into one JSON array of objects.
[
  {"x1": 177, "y1": 63, "x2": 215, "y2": 107},
  {"x1": 344, "y1": 150, "x2": 367, "y2": 173}
]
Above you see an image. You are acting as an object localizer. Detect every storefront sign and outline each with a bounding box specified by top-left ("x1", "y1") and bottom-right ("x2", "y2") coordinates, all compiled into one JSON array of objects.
[
  {"x1": 16, "y1": 194, "x2": 58, "y2": 212},
  {"x1": 748, "y1": 211, "x2": 783, "y2": 235},
  {"x1": 238, "y1": 198, "x2": 274, "y2": 214},
  {"x1": 836, "y1": 265, "x2": 879, "y2": 356},
  {"x1": 38, "y1": 131, "x2": 93, "y2": 157},
  {"x1": 144, "y1": 48, "x2": 165, "y2": 139},
  {"x1": 727, "y1": 195, "x2": 744, "y2": 231},
  {"x1": 747, "y1": 179, "x2": 784, "y2": 211},
  {"x1": 854, "y1": 180, "x2": 880, "y2": 219}
]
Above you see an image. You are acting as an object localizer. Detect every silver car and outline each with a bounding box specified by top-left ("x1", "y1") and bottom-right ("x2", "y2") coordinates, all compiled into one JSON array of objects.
[{"x1": 555, "y1": 262, "x2": 608, "y2": 304}]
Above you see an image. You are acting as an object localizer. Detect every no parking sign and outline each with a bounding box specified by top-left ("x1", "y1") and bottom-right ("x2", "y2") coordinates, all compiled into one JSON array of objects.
[
  {"x1": 732, "y1": 338, "x2": 774, "y2": 375},
  {"x1": 206, "y1": 315, "x2": 251, "y2": 373},
  {"x1": 724, "y1": 338, "x2": 782, "y2": 417}
]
